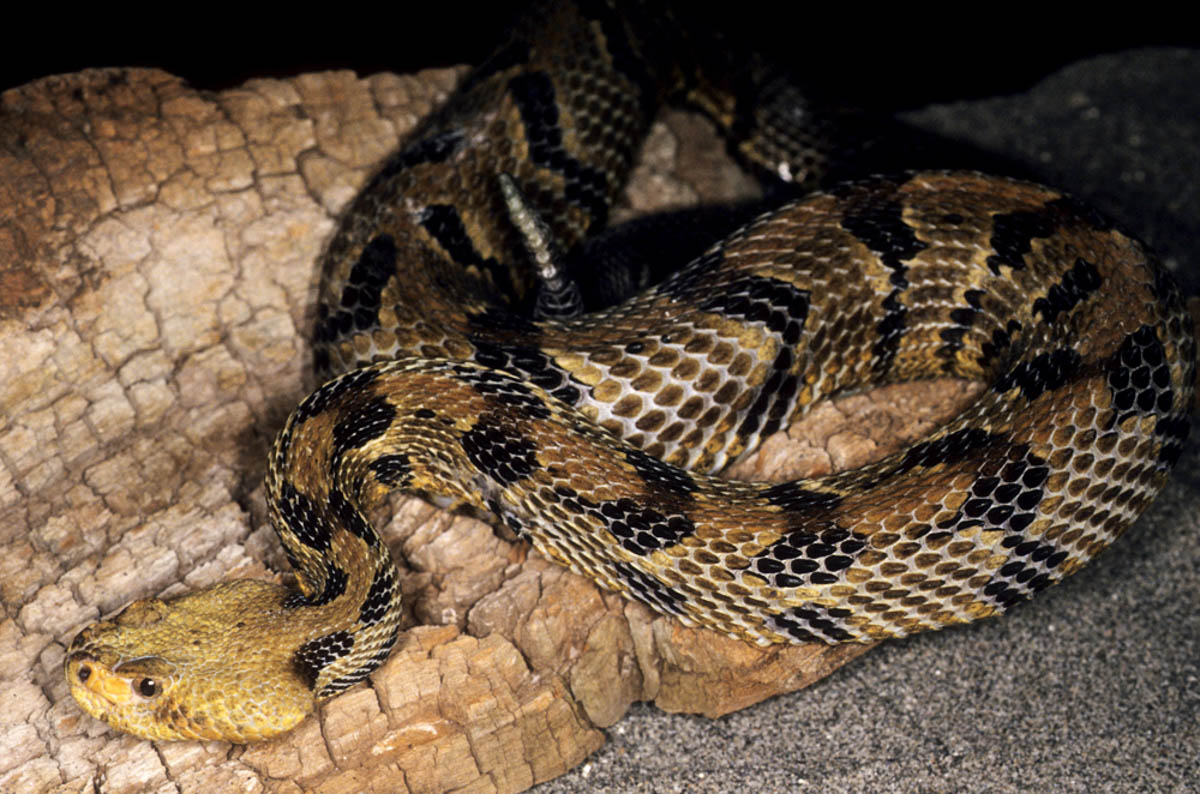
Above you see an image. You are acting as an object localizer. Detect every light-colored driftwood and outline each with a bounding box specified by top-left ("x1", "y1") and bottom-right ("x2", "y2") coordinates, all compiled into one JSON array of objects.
[{"x1": 0, "y1": 66, "x2": 997, "y2": 793}]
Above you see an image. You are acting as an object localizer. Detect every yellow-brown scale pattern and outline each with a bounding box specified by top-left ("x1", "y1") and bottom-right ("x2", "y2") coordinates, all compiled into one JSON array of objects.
[{"x1": 66, "y1": 0, "x2": 1194, "y2": 743}]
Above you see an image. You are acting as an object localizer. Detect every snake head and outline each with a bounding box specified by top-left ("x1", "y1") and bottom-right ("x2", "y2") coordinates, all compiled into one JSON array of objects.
[
  {"x1": 66, "y1": 598, "x2": 195, "y2": 741},
  {"x1": 65, "y1": 580, "x2": 316, "y2": 743},
  {"x1": 66, "y1": 640, "x2": 176, "y2": 737}
]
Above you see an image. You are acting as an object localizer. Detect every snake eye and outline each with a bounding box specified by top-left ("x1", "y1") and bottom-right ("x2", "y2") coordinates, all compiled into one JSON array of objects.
[
  {"x1": 77, "y1": 663, "x2": 92, "y2": 683},
  {"x1": 136, "y1": 678, "x2": 160, "y2": 698}
]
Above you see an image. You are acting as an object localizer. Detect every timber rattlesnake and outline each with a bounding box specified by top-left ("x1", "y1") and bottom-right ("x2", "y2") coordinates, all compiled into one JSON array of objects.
[{"x1": 65, "y1": 1, "x2": 1195, "y2": 742}]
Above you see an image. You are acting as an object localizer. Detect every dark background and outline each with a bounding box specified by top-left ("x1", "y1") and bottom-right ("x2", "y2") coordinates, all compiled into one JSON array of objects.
[{"x1": 2, "y1": 4, "x2": 1193, "y2": 110}]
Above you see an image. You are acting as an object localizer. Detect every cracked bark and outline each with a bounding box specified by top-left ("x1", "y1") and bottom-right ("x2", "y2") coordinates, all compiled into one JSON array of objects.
[{"x1": 1, "y1": 66, "x2": 1014, "y2": 793}]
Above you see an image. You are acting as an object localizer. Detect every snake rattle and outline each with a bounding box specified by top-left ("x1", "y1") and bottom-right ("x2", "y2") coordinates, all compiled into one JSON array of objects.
[{"x1": 66, "y1": 1, "x2": 1194, "y2": 743}]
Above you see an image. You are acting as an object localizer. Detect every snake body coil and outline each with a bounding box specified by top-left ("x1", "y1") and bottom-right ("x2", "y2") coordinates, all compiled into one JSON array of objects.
[{"x1": 66, "y1": 1, "x2": 1194, "y2": 742}]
